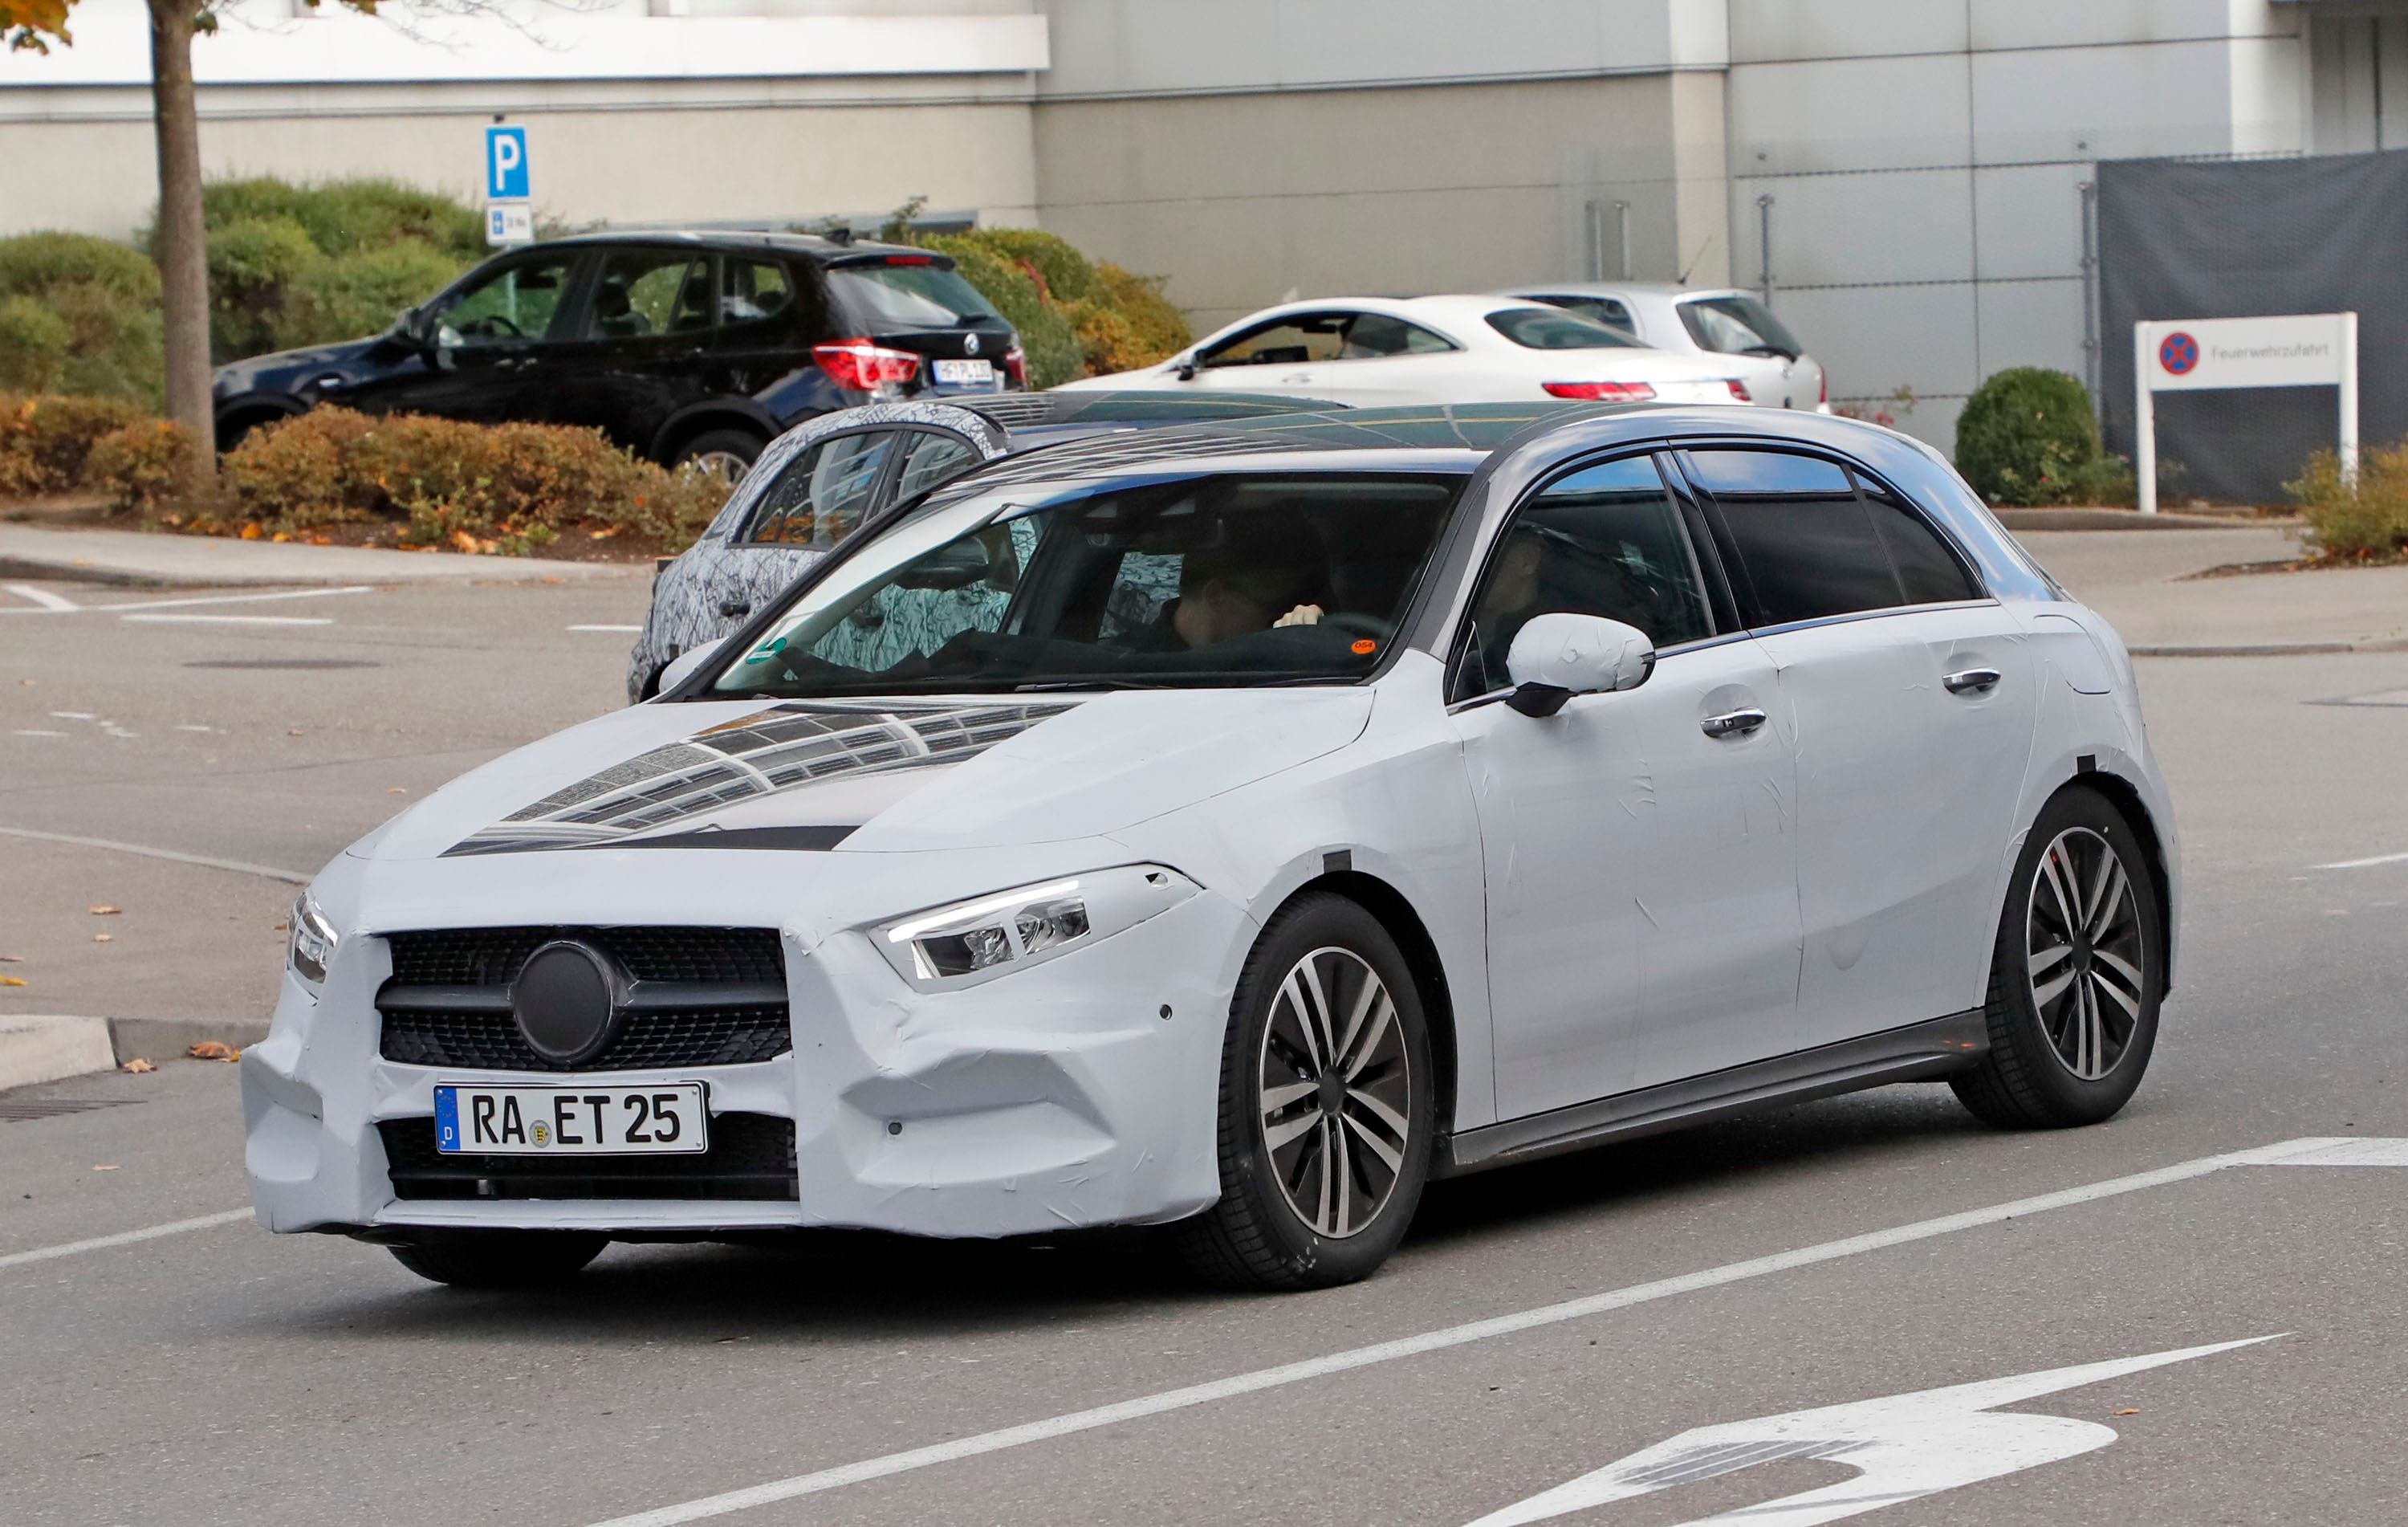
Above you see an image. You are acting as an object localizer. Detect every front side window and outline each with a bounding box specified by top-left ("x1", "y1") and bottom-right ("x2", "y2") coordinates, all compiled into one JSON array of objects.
[
  {"x1": 743, "y1": 432, "x2": 897, "y2": 547},
  {"x1": 1686, "y1": 449, "x2": 1900, "y2": 626},
  {"x1": 432, "y1": 254, "x2": 580, "y2": 348},
  {"x1": 584, "y1": 251, "x2": 713, "y2": 340},
  {"x1": 711, "y1": 472, "x2": 1465, "y2": 698},
  {"x1": 1456, "y1": 454, "x2": 1711, "y2": 699},
  {"x1": 1485, "y1": 307, "x2": 1643, "y2": 350},
  {"x1": 1678, "y1": 295, "x2": 1803, "y2": 360},
  {"x1": 1198, "y1": 314, "x2": 1350, "y2": 369}
]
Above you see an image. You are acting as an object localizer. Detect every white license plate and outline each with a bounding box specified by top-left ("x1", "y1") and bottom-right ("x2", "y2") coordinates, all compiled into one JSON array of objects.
[
  {"x1": 933, "y1": 357, "x2": 995, "y2": 385},
  {"x1": 433, "y1": 1082, "x2": 708, "y2": 1156}
]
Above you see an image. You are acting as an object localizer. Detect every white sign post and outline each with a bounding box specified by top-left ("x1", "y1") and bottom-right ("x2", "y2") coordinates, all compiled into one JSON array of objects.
[{"x1": 2134, "y1": 312, "x2": 2357, "y2": 514}]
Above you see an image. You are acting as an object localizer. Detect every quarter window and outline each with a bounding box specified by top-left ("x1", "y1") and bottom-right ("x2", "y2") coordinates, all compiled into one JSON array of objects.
[
  {"x1": 743, "y1": 432, "x2": 896, "y2": 547},
  {"x1": 892, "y1": 430, "x2": 983, "y2": 503},
  {"x1": 1855, "y1": 473, "x2": 1979, "y2": 605},
  {"x1": 1530, "y1": 295, "x2": 1636, "y2": 336},
  {"x1": 1686, "y1": 450, "x2": 1900, "y2": 626},
  {"x1": 1457, "y1": 455, "x2": 1712, "y2": 699}
]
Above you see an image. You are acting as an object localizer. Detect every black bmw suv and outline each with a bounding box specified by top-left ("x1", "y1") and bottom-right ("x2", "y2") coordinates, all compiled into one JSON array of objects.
[{"x1": 209, "y1": 230, "x2": 1025, "y2": 475}]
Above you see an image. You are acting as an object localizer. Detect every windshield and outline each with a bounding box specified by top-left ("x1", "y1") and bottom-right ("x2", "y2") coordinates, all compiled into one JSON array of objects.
[
  {"x1": 709, "y1": 471, "x2": 1464, "y2": 698},
  {"x1": 1486, "y1": 307, "x2": 1643, "y2": 350},
  {"x1": 1677, "y1": 295, "x2": 1804, "y2": 360},
  {"x1": 828, "y1": 260, "x2": 1003, "y2": 329}
]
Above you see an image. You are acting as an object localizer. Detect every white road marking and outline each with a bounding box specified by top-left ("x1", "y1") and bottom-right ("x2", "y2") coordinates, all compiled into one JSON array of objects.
[
  {"x1": 119, "y1": 613, "x2": 336, "y2": 626},
  {"x1": 103, "y1": 586, "x2": 371, "y2": 613},
  {"x1": 2312, "y1": 850, "x2": 2408, "y2": 870},
  {"x1": 588, "y1": 1136, "x2": 2398, "y2": 1527},
  {"x1": 11, "y1": 729, "x2": 67, "y2": 738},
  {"x1": 3, "y1": 582, "x2": 79, "y2": 613},
  {"x1": 50, "y1": 711, "x2": 95, "y2": 720},
  {"x1": 0, "y1": 1209, "x2": 252, "y2": 1272},
  {"x1": 0, "y1": 824, "x2": 309, "y2": 884},
  {"x1": 569, "y1": 624, "x2": 643, "y2": 633},
  {"x1": 2239, "y1": 1135, "x2": 2408, "y2": 1167},
  {"x1": 1463, "y1": 1335, "x2": 2282, "y2": 1527},
  {"x1": 174, "y1": 724, "x2": 215, "y2": 733}
]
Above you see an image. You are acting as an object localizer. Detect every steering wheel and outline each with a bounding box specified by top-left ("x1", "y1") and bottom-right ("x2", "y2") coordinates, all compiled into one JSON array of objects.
[
  {"x1": 1316, "y1": 611, "x2": 1393, "y2": 641},
  {"x1": 455, "y1": 314, "x2": 523, "y2": 341}
]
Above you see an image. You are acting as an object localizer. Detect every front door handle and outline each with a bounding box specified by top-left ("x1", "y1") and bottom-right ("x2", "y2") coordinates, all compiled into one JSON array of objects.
[
  {"x1": 1944, "y1": 667, "x2": 2003, "y2": 695},
  {"x1": 1701, "y1": 707, "x2": 1767, "y2": 739}
]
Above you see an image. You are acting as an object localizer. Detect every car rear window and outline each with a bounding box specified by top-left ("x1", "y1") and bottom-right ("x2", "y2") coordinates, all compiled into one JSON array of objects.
[
  {"x1": 828, "y1": 260, "x2": 1003, "y2": 329},
  {"x1": 1486, "y1": 307, "x2": 1643, "y2": 350},
  {"x1": 1677, "y1": 295, "x2": 1804, "y2": 360}
]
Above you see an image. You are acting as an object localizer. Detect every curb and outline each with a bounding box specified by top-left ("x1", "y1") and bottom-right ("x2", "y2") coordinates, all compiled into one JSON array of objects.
[
  {"x1": 0, "y1": 527, "x2": 646, "y2": 589},
  {"x1": 0, "y1": 1016, "x2": 116, "y2": 1092},
  {"x1": 107, "y1": 1016, "x2": 273, "y2": 1065},
  {"x1": 2129, "y1": 638, "x2": 2408, "y2": 658},
  {"x1": 1995, "y1": 508, "x2": 2293, "y2": 531}
]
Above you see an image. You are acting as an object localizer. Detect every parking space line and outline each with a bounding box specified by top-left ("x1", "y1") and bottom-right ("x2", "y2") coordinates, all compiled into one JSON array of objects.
[
  {"x1": 2313, "y1": 850, "x2": 2408, "y2": 870},
  {"x1": 0, "y1": 1208, "x2": 251, "y2": 1272},
  {"x1": 119, "y1": 613, "x2": 336, "y2": 626},
  {"x1": 569, "y1": 624, "x2": 642, "y2": 633},
  {"x1": 0, "y1": 825, "x2": 309, "y2": 883},
  {"x1": 588, "y1": 1135, "x2": 2388, "y2": 1527},
  {"x1": 102, "y1": 587, "x2": 372, "y2": 613},
  {"x1": 3, "y1": 582, "x2": 79, "y2": 613}
]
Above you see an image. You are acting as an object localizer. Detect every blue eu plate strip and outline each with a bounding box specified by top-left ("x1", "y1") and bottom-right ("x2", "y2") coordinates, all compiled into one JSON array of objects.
[{"x1": 433, "y1": 1085, "x2": 462, "y2": 1154}]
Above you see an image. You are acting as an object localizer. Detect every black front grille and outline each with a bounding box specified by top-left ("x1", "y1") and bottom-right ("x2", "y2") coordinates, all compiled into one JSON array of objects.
[
  {"x1": 379, "y1": 1113, "x2": 797, "y2": 1201},
  {"x1": 376, "y1": 926, "x2": 791, "y2": 1073}
]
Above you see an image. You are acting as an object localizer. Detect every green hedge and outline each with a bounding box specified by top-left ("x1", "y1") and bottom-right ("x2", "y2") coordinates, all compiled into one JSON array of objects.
[
  {"x1": 0, "y1": 232, "x2": 168, "y2": 405},
  {"x1": 1954, "y1": 368, "x2": 2133, "y2": 507}
]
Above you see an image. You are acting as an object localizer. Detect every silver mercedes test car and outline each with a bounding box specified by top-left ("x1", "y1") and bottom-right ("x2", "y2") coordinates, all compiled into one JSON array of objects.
[{"x1": 244, "y1": 404, "x2": 2174, "y2": 1292}]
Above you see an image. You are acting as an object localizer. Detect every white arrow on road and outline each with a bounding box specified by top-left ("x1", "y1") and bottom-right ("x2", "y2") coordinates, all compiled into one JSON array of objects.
[{"x1": 1465, "y1": 1334, "x2": 2283, "y2": 1527}]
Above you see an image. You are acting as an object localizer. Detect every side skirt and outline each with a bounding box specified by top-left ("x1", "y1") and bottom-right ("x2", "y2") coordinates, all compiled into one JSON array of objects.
[{"x1": 1441, "y1": 1009, "x2": 1989, "y2": 1177}]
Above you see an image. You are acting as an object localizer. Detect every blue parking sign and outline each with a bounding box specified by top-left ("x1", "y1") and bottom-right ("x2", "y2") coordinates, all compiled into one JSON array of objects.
[{"x1": 484, "y1": 124, "x2": 529, "y2": 202}]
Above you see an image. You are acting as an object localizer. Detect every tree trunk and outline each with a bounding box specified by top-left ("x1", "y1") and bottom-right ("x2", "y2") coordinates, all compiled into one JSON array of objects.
[{"x1": 147, "y1": 0, "x2": 214, "y2": 487}]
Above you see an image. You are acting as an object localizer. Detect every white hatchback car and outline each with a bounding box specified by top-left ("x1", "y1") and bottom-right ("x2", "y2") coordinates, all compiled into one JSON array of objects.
[
  {"x1": 245, "y1": 404, "x2": 2174, "y2": 1292},
  {"x1": 1498, "y1": 283, "x2": 1831, "y2": 413},
  {"x1": 1059, "y1": 295, "x2": 1751, "y2": 409}
]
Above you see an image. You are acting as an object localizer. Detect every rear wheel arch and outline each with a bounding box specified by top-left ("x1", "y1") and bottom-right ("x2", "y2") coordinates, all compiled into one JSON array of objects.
[
  {"x1": 214, "y1": 397, "x2": 307, "y2": 454},
  {"x1": 650, "y1": 404, "x2": 777, "y2": 468}
]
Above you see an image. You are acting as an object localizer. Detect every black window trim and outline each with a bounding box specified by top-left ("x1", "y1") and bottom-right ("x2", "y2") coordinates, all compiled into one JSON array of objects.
[
  {"x1": 734, "y1": 424, "x2": 905, "y2": 548},
  {"x1": 1442, "y1": 446, "x2": 1736, "y2": 710},
  {"x1": 1665, "y1": 444, "x2": 1996, "y2": 638},
  {"x1": 1197, "y1": 308, "x2": 1464, "y2": 370},
  {"x1": 874, "y1": 425, "x2": 986, "y2": 515}
]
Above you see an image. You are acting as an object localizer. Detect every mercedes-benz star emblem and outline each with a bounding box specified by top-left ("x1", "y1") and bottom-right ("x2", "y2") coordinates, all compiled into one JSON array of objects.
[{"x1": 512, "y1": 940, "x2": 621, "y2": 1065}]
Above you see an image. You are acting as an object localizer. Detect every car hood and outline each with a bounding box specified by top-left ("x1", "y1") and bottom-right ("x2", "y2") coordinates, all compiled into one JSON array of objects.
[
  {"x1": 353, "y1": 688, "x2": 1375, "y2": 862},
  {"x1": 213, "y1": 336, "x2": 383, "y2": 393}
]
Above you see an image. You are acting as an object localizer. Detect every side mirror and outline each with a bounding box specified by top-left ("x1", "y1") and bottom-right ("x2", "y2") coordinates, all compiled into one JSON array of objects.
[
  {"x1": 656, "y1": 636, "x2": 727, "y2": 697},
  {"x1": 1503, "y1": 613, "x2": 1653, "y2": 718},
  {"x1": 1174, "y1": 359, "x2": 1199, "y2": 381}
]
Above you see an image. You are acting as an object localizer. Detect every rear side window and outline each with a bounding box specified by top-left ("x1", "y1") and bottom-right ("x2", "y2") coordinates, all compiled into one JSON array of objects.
[
  {"x1": 1486, "y1": 307, "x2": 1641, "y2": 350},
  {"x1": 1677, "y1": 295, "x2": 1802, "y2": 359},
  {"x1": 1529, "y1": 294, "x2": 1635, "y2": 335},
  {"x1": 1686, "y1": 450, "x2": 1899, "y2": 626},
  {"x1": 1337, "y1": 313, "x2": 1455, "y2": 357},
  {"x1": 744, "y1": 432, "x2": 897, "y2": 547},
  {"x1": 585, "y1": 250, "x2": 713, "y2": 340},
  {"x1": 827, "y1": 260, "x2": 1002, "y2": 329},
  {"x1": 1854, "y1": 473, "x2": 1979, "y2": 605},
  {"x1": 721, "y1": 259, "x2": 795, "y2": 325},
  {"x1": 1456, "y1": 455, "x2": 1711, "y2": 699}
]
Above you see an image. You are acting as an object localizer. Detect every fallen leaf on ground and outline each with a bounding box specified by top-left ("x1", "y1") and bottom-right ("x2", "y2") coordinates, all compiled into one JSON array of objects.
[
  {"x1": 287, "y1": 727, "x2": 304, "y2": 736},
  {"x1": 188, "y1": 1040, "x2": 240, "y2": 1061},
  {"x1": 2112, "y1": 1408, "x2": 2141, "y2": 1416},
  {"x1": 0, "y1": 975, "x2": 26, "y2": 987},
  {"x1": 88, "y1": 905, "x2": 121, "y2": 916},
  {"x1": 388, "y1": 787, "x2": 407, "y2": 795},
  {"x1": 540, "y1": 576, "x2": 565, "y2": 584},
  {"x1": 238, "y1": 523, "x2": 262, "y2": 540},
  {"x1": 588, "y1": 526, "x2": 622, "y2": 540},
  {"x1": 0, "y1": 953, "x2": 22, "y2": 963},
  {"x1": 92, "y1": 933, "x2": 113, "y2": 943},
  {"x1": 92, "y1": 1164, "x2": 120, "y2": 1171},
  {"x1": 122, "y1": 1058, "x2": 157, "y2": 1073}
]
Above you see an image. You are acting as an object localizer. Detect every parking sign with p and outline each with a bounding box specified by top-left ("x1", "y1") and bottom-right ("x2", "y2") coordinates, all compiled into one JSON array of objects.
[{"x1": 485, "y1": 124, "x2": 528, "y2": 202}]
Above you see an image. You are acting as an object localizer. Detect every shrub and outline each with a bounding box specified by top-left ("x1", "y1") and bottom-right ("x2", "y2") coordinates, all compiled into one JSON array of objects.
[
  {"x1": 0, "y1": 233, "x2": 166, "y2": 405},
  {"x1": 83, "y1": 419, "x2": 194, "y2": 511},
  {"x1": 192, "y1": 176, "x2": 485, "y2": 263},
  {"x1": 0, "y1": 231, "x2": 161, "y2": 307},
  {"x1": 1094, "y1": 262, "x2": 1191, "y2": 364},
  {"x1": 0, "y1": 392, "x2": 150, "y2": 495},
  {"x1": 2288, "y1": 441, "x2": 2408, "y2": 560},
  {"x1": 1063, "y1": 298, "x2": 1149, "y2": 377},
  {"x1": 1955, "y1": 368, "x2": 2104, "y2": 507},
  {"x1": 922, "y1": 235, "x2": 1084, "y2": 389},
  {"x1": 207, "y1": 217, "x2": 322, "y2": 359},
  {"x1": 215, "y1": 407, "x2": 730, "y2": 552},
  {"x1": 285, "y1": 242, "x2": 464, "y2": 348},
  {"x1": 961, "y1": 227, "x2": 1102, "y2": 304},
  {"x1": 0, "y1": 296, "x2": 71, "y2": 392}
]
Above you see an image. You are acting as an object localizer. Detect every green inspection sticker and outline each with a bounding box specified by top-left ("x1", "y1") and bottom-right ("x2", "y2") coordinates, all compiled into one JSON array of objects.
[{"x1": 742, "y1": 636, "x2": 787, "y2": 666}]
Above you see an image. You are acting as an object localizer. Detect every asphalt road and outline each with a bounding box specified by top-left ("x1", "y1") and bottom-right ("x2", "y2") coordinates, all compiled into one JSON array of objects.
[{"x1": 4, "y1": 554, "x2": 2406, "y2": 1526}]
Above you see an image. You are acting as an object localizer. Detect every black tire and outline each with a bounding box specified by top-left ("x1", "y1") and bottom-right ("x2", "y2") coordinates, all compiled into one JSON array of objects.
[
  {"x1": 388, "y1": 1230, "x2": 608, "y2": 1289},
  {"x1": 1951, "y1": 786, "x2": 2162, "y2": 1129},
  {"x1": 1170, "y1": 892, "x2": 1436, "y2": 1291},
  {"x1": 672, "y1": 428, "x2": 765, "y2": 483}
]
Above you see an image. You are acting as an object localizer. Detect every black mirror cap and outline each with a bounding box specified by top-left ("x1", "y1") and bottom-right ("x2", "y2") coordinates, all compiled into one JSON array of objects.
[
  {"x1": 1174, "y1": 360, "x2": 1198, "y2": 381},
  {"x1": 1506, "y1": 682, "x2": 1573, "y2": 719}
]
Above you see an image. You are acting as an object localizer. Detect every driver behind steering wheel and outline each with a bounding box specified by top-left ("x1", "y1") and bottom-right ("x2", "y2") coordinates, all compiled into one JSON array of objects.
[{"x1": 1131, "y1": 510, "x2": 1328, "y2": 652}]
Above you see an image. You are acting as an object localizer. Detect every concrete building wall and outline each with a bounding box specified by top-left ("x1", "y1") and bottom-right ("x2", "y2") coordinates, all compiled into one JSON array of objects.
[{"x1": 1031, "y1": 72, "x2": 1727, "y2": 336}]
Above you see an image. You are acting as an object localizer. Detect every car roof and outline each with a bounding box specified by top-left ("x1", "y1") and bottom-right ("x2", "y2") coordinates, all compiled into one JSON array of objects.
[
  {"x1": 533, "y1": 229, "x2": 938, "y2": 265},
  {"x1": 1498, "y1": 281, "x2": 1751, "y2": 302},
  {"x1": 1206, "y1": 293, "x2": 1559, "y2": 340}
]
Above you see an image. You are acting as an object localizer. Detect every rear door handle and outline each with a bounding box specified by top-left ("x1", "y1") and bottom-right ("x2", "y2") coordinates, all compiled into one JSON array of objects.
[
  {"x1": 1944, "y1": 667, "x2": 2003, "y2": 695},
  {"x1": 717, "y1": 598, "x2": 752, "y2": 620},
  {"x1": 1701, "y1": 707, "x2": 1767, "y2": 739}
]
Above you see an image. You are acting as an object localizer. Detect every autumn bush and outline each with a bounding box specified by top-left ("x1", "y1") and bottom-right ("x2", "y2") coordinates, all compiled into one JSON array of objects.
[
  {"x1": 2289, "y1": 440, "x2": 2408, "y2": 560},
  {"x1": 200, "y1": 407, "x2": 729, "y2": 552},
  {"x1": 912, "y1": 227, "x2": 1191, "y2": 388},
  {"x1": 83, "y1": 420, "x2": 194, "y2": 511},
  {"x1": 0, "y1": 391, "x2": 153, "y2": 496}
]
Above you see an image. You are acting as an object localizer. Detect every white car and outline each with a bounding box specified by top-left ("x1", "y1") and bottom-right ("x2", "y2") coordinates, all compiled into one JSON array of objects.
[
  {"x1": 1497, "y1": 283, "x2": 1832, "y2": 413},
  {"x1": 244, "y1": 403, "x2": 2174, "y2": 1293},
  {"x1": 1057, "y1": 295, "x2": 1752, "y2": 408}
]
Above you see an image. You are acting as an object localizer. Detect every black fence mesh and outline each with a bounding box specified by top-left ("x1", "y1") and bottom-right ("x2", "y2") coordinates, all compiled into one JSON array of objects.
[{"x1": 2098, "y1": 149, "x2": 2408, "y2": 504}]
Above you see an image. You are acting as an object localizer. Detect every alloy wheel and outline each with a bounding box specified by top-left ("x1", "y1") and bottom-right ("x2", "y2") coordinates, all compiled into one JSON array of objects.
[
  {"x1": 2026, "y1": 826, "x2": 2146, "y2": 1081},
  {"x1": 1257, "y1": 947, "x2": 1413, "y2": 1239},
  {"x1": 686, "y1": 449, "x2": 752, "y2": 485}
]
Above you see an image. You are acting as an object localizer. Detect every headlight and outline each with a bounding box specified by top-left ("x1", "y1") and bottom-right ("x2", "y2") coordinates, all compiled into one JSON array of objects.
[
  {"x1": 288, "y1": 891, "x2": 337, "y2": 988},
  {"x1": 875, "y1": 865, "x2": 1198, "y2": 989}
]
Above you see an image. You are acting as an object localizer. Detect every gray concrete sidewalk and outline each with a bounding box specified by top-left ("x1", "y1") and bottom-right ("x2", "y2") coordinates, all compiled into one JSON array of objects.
[
  {"x1": 2015, "y1": 527, "x2": 2408, "y2": 654},
  {"x1": 0, "y1": 523, "x2": 645, "y2": 588}
]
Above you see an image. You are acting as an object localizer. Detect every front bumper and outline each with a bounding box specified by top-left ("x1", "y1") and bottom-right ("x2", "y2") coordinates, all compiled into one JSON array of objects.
[{"x1": 242, "y1": 881, "x2": 1245, "y2": 1240}]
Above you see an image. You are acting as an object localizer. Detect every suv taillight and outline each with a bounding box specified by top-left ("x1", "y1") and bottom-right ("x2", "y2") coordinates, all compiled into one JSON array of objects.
[
  {"x1": 814, "y1": 338, "x2": 922, "y2": 393},
  {"x1": 1727, "y1": 379, "x2": 1753, "y2": 402},
  {"x1": 1000, "y1": 344, "x2": 1027, "y2": 387},
  {"x1": 1543, "y1": 381, "x2": 1655, "y2": 401}
]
